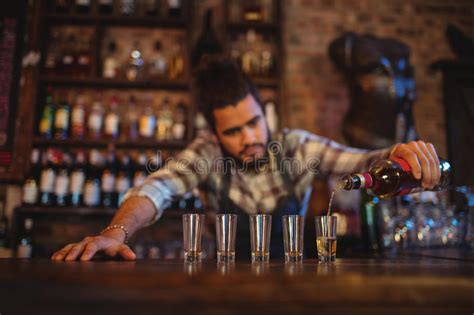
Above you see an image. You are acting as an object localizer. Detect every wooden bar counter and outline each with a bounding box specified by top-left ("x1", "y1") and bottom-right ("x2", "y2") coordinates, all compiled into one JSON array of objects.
[{"x1": 0, "y1": 252, "x2": 473, "y2": 314}]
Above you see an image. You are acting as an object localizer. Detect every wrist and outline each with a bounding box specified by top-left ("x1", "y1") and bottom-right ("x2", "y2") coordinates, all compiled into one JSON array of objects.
[{"x1": 100, "y1": 224, "x2": 130, "y2": 244}]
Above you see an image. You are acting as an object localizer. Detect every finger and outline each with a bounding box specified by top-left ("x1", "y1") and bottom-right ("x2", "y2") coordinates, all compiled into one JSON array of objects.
[
  {"x1": 417, "y1": 141, "x2": 438, "y2": 188},
  {"x1": 413, "y1": 141, "x2": 432, "y2": 188},
  {"x1": 118, "y1": 245, "x2": 137, "y2": 261},
  {"x1": 52, "y1": 244, "x2": 74, "y2": 261},
  {"x1": 80, "y1": 241, "x2": 100, "y2": 261},
  {"x1": 65, "y1": 243, "x2": 87, "y2": 261},
  {"x1": 395, "y1": 143, "x2": 422, "y2": 180},
  {"x1": 426, "y1": 142, "x2": 441, "y2": 186}
]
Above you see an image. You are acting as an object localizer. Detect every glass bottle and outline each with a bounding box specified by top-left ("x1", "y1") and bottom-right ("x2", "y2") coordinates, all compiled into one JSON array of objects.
[
  {"x1": 16, "y1": 218, "x2": 34, "y2": 259},
  {"x1": 132, "y1": 153, "x2": 148, "y2": 187},
  {"x1": 264, "y1": 100, "x2": 278, "y2": 135},
  {"x1": 101, "y1": 150, "x2": 118, "y2": 208},
  {"x1": 54, "y1": 152, "x2": 72, "y2": 206},
  {"x1": 39, "y1": 149, "x2": 58, "y2": 206},
  {"x1": 167, "y1": 0, "x2": 182, "y2": 18},
  {"x1": 83, "y1": 149, "x2": 102, "y2": 207},
  {"x1": 172, "y1": 100, "x2": 187, "y2": 140},
  {"x1": 39, "y1": 86, "x2": 55, "y2": 139},
  {"x1": 339, "y1": 157, "x2": 451, "y2": 199},
  {"x1": 116, "y1": 153, "x2": 132, "y2": 206},
  {"x1": 76, "y1": 33, "x2": 92, "y2": 77},
  {"x1": 44, "y1": 30, "x2": 61, "y2": 76},
  {"x1": 54, "y1": 92, "x2": 71, "y2": 140},
  {"x1": 144, "y1": 0, "x2": 160, "y2": 16},
  {"x1": 75, "y1": 0, "x2": 91, "y2": 14},
  {"x1": 60, "y1": 33, "x2": 76, "y2": 76},
  {"x1": 87, "y1": 101, "x2": 104, "y2": 139},
  {"x1": 104, "y1": 97, "x2": 120, "y2": 140},
  {"x1": 103, "y1": 40, "x2": 119, "y2": 79},
  {"x1": 22, "y1": 149, "x2": 41, "y2": 205},
  {"x1": 120, "y1": 0, "x2": 137, "y2": 15},
  {"x1": 190, "y1": 9, "x2": 223, "y2": 70},
  {"x1": 139, "y1": 101, "x2": 156, "y2": 139},
  {"x1": 123, "y1": 95, "x2": 139, "y2": 141},
  {"x1": 156, "y1": 97, "x2": 173, "y2": 140},
  {"x1": 70, "y1": 150, "x2": 86, "y2": 207},
  {"x1": 98, "y1": 0, "x2": 114, "y2": 14},
  {"x1": 147, "y1": 40, "x2": 168, "y2": 80},
  {"x1": 241, "y1": 29, "x2": 260, "y2": 76},
  {"x1": 71, "y1": 93, "x2": 86, "y2": 139},
  {"x1": 125, "y1": 41, "x2": 144, "y2": 81},
  {"x1": 168, "y1": 40, "x2": 185, "y2": 80}
]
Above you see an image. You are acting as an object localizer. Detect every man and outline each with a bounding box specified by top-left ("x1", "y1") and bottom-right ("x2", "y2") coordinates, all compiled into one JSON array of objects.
[{"x1": 52, "y1": 56, "x2": 441, "y2": 261}]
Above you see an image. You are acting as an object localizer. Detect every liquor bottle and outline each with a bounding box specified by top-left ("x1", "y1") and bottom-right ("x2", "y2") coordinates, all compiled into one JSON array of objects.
[
  {"x1": 167, "y1": 0, "x2": 182, "y2": 18},
  {"x1": 102, "y1": 40, "x2": 119, "y2": 79},
  {"x1": 156, "y1": 97, "x2": 173, "y2": 140},
  {"x1": 88, "y1": 101, "x2": 104, "y2": 139},
  {"x1": 147, "y1": 40, "x2": 168, "y2": 80},
  {"x1": 132, "y1": 153, "x2": 148, "y2": 187},
  {"x1": 0, "y1": 201, "x2": 9, "y2": 249},
  {"x1": 60, "y1": 33, "x2": 76, "y2": 76},
  {"x1": 144, "y1": 0, "x2": 160, "y2": 16},
  {"x1": 54, "y1": 152, "x2": 72, "y2": 206},
  {"x1": 39, "y1": 149, "x2": 58, "y2": 206},
  {"x1": 71, "y1": 93, "x2": 86, "y2": 139},
  {"x1": 76, "y1": 34, "x2": 92, "y2": 77},
  {"x1": 116, "y1": 154, "x2": 132, "y2": 206},
  {"x1": 190, "y1": 9, "x2": 223, "y2": 70},
  {"x1": 241, "y1": 29, "x2": 260, "y2": 76},
  {"x1": 17, "y1": 218, "x2": 34, "y2": 259},
  {"x1": 101, "y1": 150, "x2": 118, "y2": 208},
  {"x1": 44, "y1": 30, "x2": 61, "y2": 76},
  {"x1": 139, "y1": 101, "x2": 156, "y2": 139},
  {"x1": 264, "y1": 100, "x2": 278, "y2": 135},
  {"x1": 98, "y1": 0, "x2": 114, "y2": 14},
  {"x1": 120, "y1": 0, "x2": 137, "y2": 15},
  {"x1": 104, "y1": 97, "x2": 120, "y2": 140},
  {"x1": 260, "y1": 49, "x2": 274, "y2": 76},
  {"x1": 70, "y1": 151, "x2": 87, "y2": 207},
  {"x1": 168, "y1": 40, "x2": 185, "y2": 80},
  {"x1": 39, "y1": 87, "x2": 55, "y2": 139},
  {"x1": 125, "y1": 41, "x2": 144, "y2": 81},
  {"x1": 339, "y1": 157, "x2": 451, "y2": 199},
  {"x1": 359, "y1": 190, "x2": 382, "y2": 252},
  {"x1": 172, "y1": 100, "x2": 187, "y2": 140},
  {"x1": 123, "y1": 95, "x2": 139, "y2": 141},
  {"x1": 75, "y1": 0, "x2": 91, "y2": 14},
  {"x1": 83, "y1": 150, "x2": 102, "y2": 207},
  {"x1": 22, "y1": 149, "x2": 41, "y2": 205},
  {"x1": 54, "y1": 93, "x2": 71, "y2": 140}
]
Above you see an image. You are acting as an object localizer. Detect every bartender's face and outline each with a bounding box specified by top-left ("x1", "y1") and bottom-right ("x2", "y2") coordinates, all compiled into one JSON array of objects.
[{"x1": 214, "y1": 94, "x2": 269, "y2": 164}]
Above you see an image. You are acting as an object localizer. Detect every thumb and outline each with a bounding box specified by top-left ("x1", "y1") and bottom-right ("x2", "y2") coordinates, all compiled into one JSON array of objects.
[{"x1": 118, "y1": 244, "x2": 136, "y2": 261}]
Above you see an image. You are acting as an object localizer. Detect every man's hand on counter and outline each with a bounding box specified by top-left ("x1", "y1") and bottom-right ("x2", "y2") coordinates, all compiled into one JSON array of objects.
[{"x1": 51, "y1": 231, "x2": 136, "y2": 261}]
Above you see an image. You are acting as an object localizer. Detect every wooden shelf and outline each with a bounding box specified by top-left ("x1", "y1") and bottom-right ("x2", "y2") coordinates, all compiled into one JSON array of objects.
[
  {"x1": 40, "y1": 76, "x2": 190, "y2": 91},
  {"x1": 32, "y1": 138, "x2": 188, "y2": 150},
  {"x1": 43, "y1": 14, "x2": 187, "y2": 29}
]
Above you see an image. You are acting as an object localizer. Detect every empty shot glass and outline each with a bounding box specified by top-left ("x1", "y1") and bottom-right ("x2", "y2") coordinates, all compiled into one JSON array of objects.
[
  {"x1": 249, "y1": 214, "x2": 272, "y2": 263},
  {"x1": 215, "y1": 214, "x2": 238, "y2": 262},
  {"x1": 282, "y1": 215, "x2": 304, "y2": 263},
  {"x1": 182, "y1": 214, "x2": 205, "y2": 262},
  {"x1": 315, "y1": 215, "x2": 337, "y2": 263}
]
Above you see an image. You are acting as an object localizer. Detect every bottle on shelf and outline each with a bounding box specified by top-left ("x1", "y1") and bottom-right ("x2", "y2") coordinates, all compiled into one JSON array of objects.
[
  {"x1": 125, "y1": 40, "x2": 145, "y2": 81},
  {"x1": 241, "y1": 29, "x2": 260, "y2": 76},
  {"x1": 44, "y1": 29, "x2": 61, "y2": 76},
  {"x1": 88, "y1": 101, "x2": 105, "y2": 139},
  {"x1": 156, "y1": 97, "x2": 173, "y2": 140},
  {"x1": 17, "y1": 218, "x2": 34, "y2": 259},
  {"x1": 98, "y1": 0, "x2": 114, "y2": 14},
  {"x1": 60, "y1": 33, "x2": 77, "y2": 76},
  {"x1": 359, "y1": 190, "x2": 382, "y2": 252},
  {"x1": 167, "y1": 0, "x2": 182, "y2": 18},
  {"x1": 147, "y1": 40, "x2": 168, "y2": 80},
  {"x1": 120, "y1": 0, "x2": 137, "y2": 15},
  {"x1": 83, "y1": 150, "x2": 102, "y2": 207},
  {"x1": 139, "y1": 99, "x2": 156, "y2": 139},
  {"x1": 39, "y1": 86, "x2": 56, "y2": 139},
  {"x1": 144, "y1": 0, "x2": 161, "y2": 16},
  {"x1": 172, "y1": 100, "x2": 187, "y2": 140},
  {"x1": 260, "y1": 49, "x2": 274, "y2": 77},
  {"x1": 0, "y1": 201, "x2": 9, "y2": 249},
  {"x1": 168, "y1": 40, "x2": 185, "y2": 80},
  {"x1": 39, "y1": 149, "x2": 58, "y2": 206},
  {"x1": 101, "y1": 150, "x2": 118, "y2": 208},
  {"x1": 76, "y1": 33, "x2": 92, "y2": 77},
  {"x1": 54, "y1": 151, "x2": 72, "y2": 207},
  {"x1": 70, "y1": 150, "x2": 87, "y2": 207},
  {"x1": 102, "y1": 40, "x2": 119, "y2": 79},
  {"x1": 75, "y1": 0, "x2": 91, "y2": 14},
  {"x1": 264, "y1": 100, "x2": 278, "y2": 135},
  {"x1": 190, "y1": 8, "x2": 223, "y2": 70},
  {"x1": 71, "y1": 93, "x2": 86, "y2": 139},
  {"x1": 122, "y1": 95, "x2": 139, "y2": 141},
  {"x1": 22, "y1": 149, "x2": 41, "y2": 205},
  {"x1": 54, "y1": 92, "x2": 71, "y2": 140},
  {"x1": 104, "y1": 97, "x2": 121, "y2": 140},
  {"x1": 132, "y1": 152, "x2": 148, "y2": 187},
  {"x1": 116, "y1": 153, "x2": 132, "y2": 206},
  {"x1": 339, "y1": 157, "x2": 451, "y2": 199}
]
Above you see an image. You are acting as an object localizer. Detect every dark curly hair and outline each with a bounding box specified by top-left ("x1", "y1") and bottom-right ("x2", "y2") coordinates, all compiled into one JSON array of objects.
[{"x1": 193, "y1": 55, "x2": 263, "y2": 131}]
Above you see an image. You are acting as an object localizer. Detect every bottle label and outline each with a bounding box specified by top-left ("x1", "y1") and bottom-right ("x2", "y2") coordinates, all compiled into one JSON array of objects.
[
  {"x1": 84, "y1": 181, "x2": 100, "y2": 206},
  {"x1": 40, "y1": 169, "x2": 55, "y2": 192},
  {"x1": 17, "y1": 244, "x2": 32, "y2": 259},
  {"x1": 54, "y1": 174, "x2": 70, "y2": 196},
  {"x1": 139, "y1": 116, "x2": 156, "y2": 137},
  {"x1": 105, "y1": 114, "x2": 119, "y2": 136},
  {"x1": 101, "y1": 173, "x2": 116, "y2": 192},
  {"x1": 70, "y1": 171, "x2": 85, "y2": 193},
  {"x1": 88, "y1": 113, "x2": 103, "y2": 131},
  {"x1": 62, "y1": 55, "x2": 74, "y2": 65},
  {"x1": 22, "y1": 181, "x2": 38, "y2": 204},
  {"x1": 172, "y1": 123, "x2": 185, "y2": 140},
  {"x1": 353, "y1": 173, "x2": 373, "y2": 189},
  {"x1": 55, "y1": 108, "x2": 69, "y2": 129},
  {"x1": 116, "y1": 177, "x2": 131, "y2": 192},
  {"x1": 72, "y1": 107, "x2": 85, "y2": 125}
]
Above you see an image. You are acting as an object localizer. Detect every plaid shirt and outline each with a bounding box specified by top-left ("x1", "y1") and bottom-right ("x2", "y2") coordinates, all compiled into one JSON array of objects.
[{"x1": 123, "y1": 129, "x2": 393, "y2": 223}]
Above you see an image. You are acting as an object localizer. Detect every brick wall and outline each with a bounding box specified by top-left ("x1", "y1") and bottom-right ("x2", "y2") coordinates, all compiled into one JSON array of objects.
[{"x1": 282, "y1": 0, "x2": 474, "y2": 156}]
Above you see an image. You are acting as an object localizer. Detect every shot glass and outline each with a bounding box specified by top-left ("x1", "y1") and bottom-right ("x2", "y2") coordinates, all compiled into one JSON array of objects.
[
  {"x1": 249, "y1": 214, "x2": 272, "y2": 263},
  {"x1": 182, "y1": 214, "x2": 205, "y2": 262},
  {"x1": 315, "y1": 215, "x2": 337, "y2": 263},
  {"x1": 215, "y1": 214, "x2": 238, "y2": 263},
  {"x1": 282, "y1": 215, "x2": 304, "y2": 263}
]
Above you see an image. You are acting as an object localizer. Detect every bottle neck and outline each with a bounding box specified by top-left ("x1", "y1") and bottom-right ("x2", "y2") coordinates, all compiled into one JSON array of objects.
[{"x1": 340, "y1": 173, "x2": 374, "y2": 190}]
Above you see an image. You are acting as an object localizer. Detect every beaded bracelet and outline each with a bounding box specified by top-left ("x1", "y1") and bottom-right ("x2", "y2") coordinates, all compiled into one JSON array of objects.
[{"x1": 100, "y1": 224, "x2": 129, "y2": 244}]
